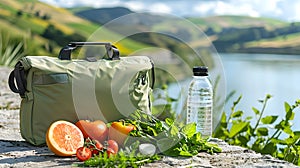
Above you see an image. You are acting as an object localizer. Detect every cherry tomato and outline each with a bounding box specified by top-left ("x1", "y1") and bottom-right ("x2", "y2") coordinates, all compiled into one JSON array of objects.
[
  {"x1": 107, "y1": 139, "x2": 119, "y2": 154},
  {"x1": 76, "y1": 120, "x2": 108, "y2": 143},
  {"x1": 76, "y1": 147, "x2": 92, "y2": 161},
  {"x1": 90, "y1": 140, "x2": 103, "y2": 155},
  {"x1": 106, "y1": 148, "x2": 116, "y2": 158},
  {"x1": 108, "y1": 121, "x2": 136, "y2": 146}
]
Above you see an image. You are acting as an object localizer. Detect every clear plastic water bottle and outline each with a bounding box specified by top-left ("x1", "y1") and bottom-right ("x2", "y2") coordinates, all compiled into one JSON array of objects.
[{"x1": 186, "y1": 66, "x2": 213, "y2": 137}]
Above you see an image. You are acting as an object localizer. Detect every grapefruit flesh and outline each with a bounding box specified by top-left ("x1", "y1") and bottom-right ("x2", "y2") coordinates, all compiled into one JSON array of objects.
[{"x1": 46, "y1": 120, "x2": 84, "y2": 156}]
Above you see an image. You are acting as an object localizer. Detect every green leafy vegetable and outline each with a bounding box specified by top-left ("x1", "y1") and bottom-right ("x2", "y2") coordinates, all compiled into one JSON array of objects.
[
  {"x1": 214, "y1": 94, "x2": 300, "y2": 165},
  {"x1": 126, "y1": 111, "x2": 222, "y2": 157},
  {"x1": 181, "y1": 123, "x2": 197, "y2": 138},
  {"x1": 83, "y1": 152, "x2": 160, "y2": 168},
  {"x1": 76, "y1": 142, "x2": 161, "y2": 168}
]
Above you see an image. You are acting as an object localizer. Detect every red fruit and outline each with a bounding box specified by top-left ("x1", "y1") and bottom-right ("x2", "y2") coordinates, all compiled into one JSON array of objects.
[
  {"x1": 90, "y1": 140, "x2": 103, "y2": 155},
  {"x1": 108, "y1": 121, "x2": 136, "y2": 146},
  {"x1": 76, "y1": 147, "x2": 92, "y2": 161},
  {"x1": 106, "y1": 148, "x2": 116, "y2": 158},
  {"x1": 107, "y1": 139, "x2": 119, "y2": 154},
  {"x1": 76, "y1": 120, "x2": 108, "y2": 143}
]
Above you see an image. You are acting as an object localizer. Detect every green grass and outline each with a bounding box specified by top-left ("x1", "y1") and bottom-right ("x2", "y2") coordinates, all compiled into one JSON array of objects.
[
  {"x1": 188, "y1": 15, "x2": 289, "y2": 32},
  {"x1": 67, "y1": 22, "x2": 100, "y2": 36},
  {"x1": 15, "y1": 0, "x2": 38, "y2": 2},
  {"x1": 67, "y1": 22, "x2": 150, "y2": 54},
  {"x1": 14, "y1": 17, "x2": 46, "y2": 34},
  {"x1": 0, "y1": 3, "x2": 17, "y2": 13},
  {"x1": 67, "y1": 7, "x2": 94, "y2": 13},
  {"x1": 0, "y1": 0, "x2": 152, "y2": 56},
  {"x1": 0, "y1": 19, "x2": 25, "y2": 36},
  {"x1": 115, "y1": 39, "x2": 151, "y2": 55},
  {"x1": 0, "y1": 32, "x2": 26, "y2": 66},
  {"x1": 245, "y1": 32, "x2": 300, "y2": 48}
]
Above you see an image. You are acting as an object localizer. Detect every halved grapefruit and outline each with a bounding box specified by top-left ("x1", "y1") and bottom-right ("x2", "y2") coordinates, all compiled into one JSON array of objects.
[{"x1": 46, "y1": 120, "x2": 84, "y2": 156}]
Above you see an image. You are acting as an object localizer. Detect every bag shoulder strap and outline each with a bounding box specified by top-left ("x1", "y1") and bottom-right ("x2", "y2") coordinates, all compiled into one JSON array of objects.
[
  {"x1": 8, "y1": 61, "x2": 26, "y2": 98},
  {"x1": 150, "y1": 60, "x2": 155, "y2": 89}
]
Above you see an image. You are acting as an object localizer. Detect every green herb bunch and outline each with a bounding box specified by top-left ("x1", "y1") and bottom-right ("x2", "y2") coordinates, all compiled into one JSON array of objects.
[
  {"x1": 81, "y1": 142, "x2": 160, "y2": 168},
  {"x1": 78, "y1": 111, "x2": 221, "y2": 167},
  {"x1": 126, "y1": 111, "x2": 222, "y2": 157},
  {"x1": 214, "y1": 94, "x2": 300, "y2": 165}
]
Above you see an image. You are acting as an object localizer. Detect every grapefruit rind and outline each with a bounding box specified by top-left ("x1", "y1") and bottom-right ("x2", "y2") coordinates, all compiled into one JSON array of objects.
[{"x1": 46, "y1": 120, "x2": 84, "y2": 156}]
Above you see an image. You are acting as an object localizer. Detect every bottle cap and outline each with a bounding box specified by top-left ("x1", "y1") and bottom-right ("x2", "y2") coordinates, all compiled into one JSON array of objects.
[{"x1": 193, "y1": 66, "x2": 208, "y2": 76}]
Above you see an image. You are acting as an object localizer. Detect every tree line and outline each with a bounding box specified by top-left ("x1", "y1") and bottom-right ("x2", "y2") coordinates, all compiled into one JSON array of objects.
[{"x1": 209, "y1": 22, "x2": 300, "y2": 52}]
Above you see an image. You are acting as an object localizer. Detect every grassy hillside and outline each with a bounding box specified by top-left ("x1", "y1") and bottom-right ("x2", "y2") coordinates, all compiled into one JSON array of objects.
[
  {"x1": 188, "y1": 15, "x2": 288, "y2": 32},
  {"x1": 247, "y1": 32, "x2": 300, "y2": 48},
  {"x1": 2, "y1": 1, "x2": 300, "y2": 68},
  {"x1": 75, "y1": 7, "x2": 133, "y2": 24},
  {"x1": 0, "y1": 0, "x2": 149, "y2": 59},
  {"x1": 187, "y1": 15, "x2": 300, "y2": 54},
  {"x1": 72, "y1": 6, "x2": 300, "y2": 55}
]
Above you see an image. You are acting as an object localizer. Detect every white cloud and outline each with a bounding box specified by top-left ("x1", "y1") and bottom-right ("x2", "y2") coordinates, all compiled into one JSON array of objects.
[
  {"x1": 193, "y1": 1, "x2": 260, "y2": 17},
  {"x1": 277, "y1": 0, "x2": 300, "y2": 21},
  {"x1": 193, "y1": 2, "x2": 215, "y2": 15},
  {"x1": 148, "y1": 3, "x2": 172, "y2": 14},
  {"x1": 239, "y1": 0, "x2": 282, "y2": 17},
  {"x1": 292, "y1": 2, "x2": 300, "y2": 21},
  {"x1": 122, "y1": 1, "x2": 172, "y2": 14},
  {"x1": 39, "y1": 0, "x2": 300, "y2": 21},
  {"x1": 123, "y1": 1, "x2": 145, "y2": 11},
  {"x1": 215, "y1": 1, "x2": 259, "y2": 17},
  {"x1": 40, "y1": 0, "x2": 124, "y2": 8}
]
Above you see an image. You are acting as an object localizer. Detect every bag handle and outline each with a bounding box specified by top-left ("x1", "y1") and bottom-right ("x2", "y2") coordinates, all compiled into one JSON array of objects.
[
  {"x1": 58, "y1": 42, "x2": 120, "y2": 60},
  {"x1": 8, "y1": 61, "x2": 26, "y2": 98}
]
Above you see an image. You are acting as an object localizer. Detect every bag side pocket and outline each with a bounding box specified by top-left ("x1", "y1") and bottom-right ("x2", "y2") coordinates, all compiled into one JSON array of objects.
[
  {"x1": 30, "y1": 73, "x2": 77, "y2": 145},
  {"x1": 19, "y1": 92, "x2": 35, "y2": 144}
]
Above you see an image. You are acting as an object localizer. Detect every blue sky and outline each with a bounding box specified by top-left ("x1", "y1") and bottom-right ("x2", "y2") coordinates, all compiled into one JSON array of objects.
[{"x1": 40, "y1": 0, "x2": 300, "y2": 22}]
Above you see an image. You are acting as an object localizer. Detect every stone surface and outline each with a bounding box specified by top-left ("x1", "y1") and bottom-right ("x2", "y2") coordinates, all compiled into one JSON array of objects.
[
  {"x1": 0, "y1": 67, "x2": 20, "y2": 110},
  {"x1": 0, "y1": 67, "x2": 298, "y2": 168}
]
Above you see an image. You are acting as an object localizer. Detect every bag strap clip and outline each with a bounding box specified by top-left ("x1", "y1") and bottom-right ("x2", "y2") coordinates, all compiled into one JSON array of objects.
[{"x1": 8, "y1": 61, "x2": 27, "y2": 98}]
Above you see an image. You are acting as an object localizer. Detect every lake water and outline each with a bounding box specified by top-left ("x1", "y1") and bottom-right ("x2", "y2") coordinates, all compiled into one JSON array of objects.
[
  {"x1": 221, "y1": 53, "x2": 300, "y2": 128},
  {"x1": 169, "y1": 53, "x2": 300, "y2": 130}
]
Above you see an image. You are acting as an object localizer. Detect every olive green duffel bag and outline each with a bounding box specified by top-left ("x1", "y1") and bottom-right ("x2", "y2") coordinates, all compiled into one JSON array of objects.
[{"x1": 8, "y1": 42, "x2": 154, "y2": 146}]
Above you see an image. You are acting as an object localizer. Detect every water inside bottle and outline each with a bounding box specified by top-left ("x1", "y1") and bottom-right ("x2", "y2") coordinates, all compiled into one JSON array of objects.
[{"x1": 187, "y1": 87, "x2": 213, "y2": 137}]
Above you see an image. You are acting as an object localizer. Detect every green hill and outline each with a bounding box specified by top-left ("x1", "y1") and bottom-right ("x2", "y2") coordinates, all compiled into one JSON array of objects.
[
  {"x1": 188, "y1": 15, "x2": 288, "y2": 32},
  {"x1": 71, "y1": 7, "x2": 300, "y2": 55},
  {"x1": 75, "y1": 7, "x2": 133, "y2": 24},
  {"x1": 0, "y1": 0, "x2": 149, "y2": 60},
  {"x1": 2, "y1": 0, "x2": 300, "y2": 68}
]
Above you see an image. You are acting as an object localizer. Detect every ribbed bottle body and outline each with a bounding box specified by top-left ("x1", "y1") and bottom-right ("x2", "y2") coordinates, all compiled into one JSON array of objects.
[{"x1": 186, "y1": 76, "x2": 213, "y2": 137}]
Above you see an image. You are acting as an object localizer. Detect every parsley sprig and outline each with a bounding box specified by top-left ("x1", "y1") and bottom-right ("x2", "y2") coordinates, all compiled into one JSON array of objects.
[
  {"x1": 76, "y1": 141, "x2": 160, "y2": 167},
  {"x1": 126, "y1": 111, "x2": 222, "y2": 157},
  {"x1": 83, "y1": 150, "x2": 160, "y2": 168}
]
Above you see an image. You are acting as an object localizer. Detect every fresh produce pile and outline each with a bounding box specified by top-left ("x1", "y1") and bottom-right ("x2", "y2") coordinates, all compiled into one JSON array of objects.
[{"x1": 45, "y1": 111, "x2": 222, "y2": 167}]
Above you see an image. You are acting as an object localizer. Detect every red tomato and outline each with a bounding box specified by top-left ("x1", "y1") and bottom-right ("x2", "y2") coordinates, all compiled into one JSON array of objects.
[
  {"x1": 90, "y1": 140, "x2": 103, "y2": 155},
  {"x1": 106, "y1": 148, "x2": 116, "y2": 158},
  {"x1": 76, "y1": 120, "x2": 108, "y2": 143},
  {"x1": 108, "y1": 121, "x2": 136, "y2": 146},
  {"x1": 76, "y1": 147, "x2": 92, "y2": 161},
  {"x1": 107, "y1": 139, "x2": 119, "y2": 154}
]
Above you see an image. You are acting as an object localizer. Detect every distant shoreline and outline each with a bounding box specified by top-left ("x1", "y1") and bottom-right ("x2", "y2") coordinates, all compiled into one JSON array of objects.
[{"x1": 217, "y1": 47, "x2": 300, "y2": 56}]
